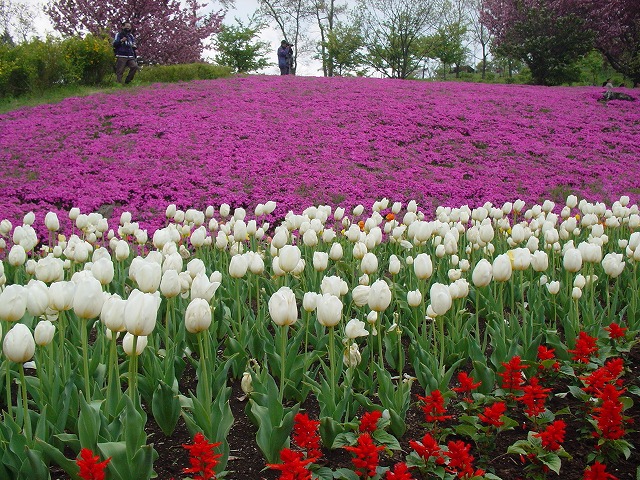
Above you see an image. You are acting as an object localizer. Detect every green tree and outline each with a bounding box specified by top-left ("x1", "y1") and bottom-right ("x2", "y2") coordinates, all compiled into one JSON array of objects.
[
  {"x1": 483, "y1": 0, "x2": 594, "y2": 85},
  {"x1": 356, "y1": 0, "x2": 443, "y2": 79},
  {"x1": 323, "y1": 20, "x2": 364, "y2": 76},
  {"x1": 213, "y1": 21, "x2": 270, "y2": 73},
  {"x1": 425, "y1": 21, "x2": 467, "y2": 79}
]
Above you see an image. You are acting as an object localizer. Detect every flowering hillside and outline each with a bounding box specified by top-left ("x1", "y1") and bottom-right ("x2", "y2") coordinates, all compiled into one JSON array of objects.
[{"x1": 1, "y1": 75, "x2": 638, "y2": 234}]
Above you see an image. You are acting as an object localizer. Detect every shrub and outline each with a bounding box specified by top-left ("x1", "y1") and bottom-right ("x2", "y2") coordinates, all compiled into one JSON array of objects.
[
  {"x1": 136, "y1": 63, "x2": 232, "y2": 83},
  {"x1": 62, "y1": 34, "x2": 115, "y2": 85}
]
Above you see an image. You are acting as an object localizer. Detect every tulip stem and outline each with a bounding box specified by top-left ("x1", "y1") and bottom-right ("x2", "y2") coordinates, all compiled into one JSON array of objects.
[
  {"x1": 81, "y1": 318, "x2": 91, "y2": 400},
  {"x1": 107, "y1": 333, "x2": 120, "y2": 414},
  {"x1": 438, "y1": 314, "x2": 445, "y2": 368},
  {"x1": 197, "y1": 333, "x2": 211, "y2": 403},
  {"x1": 19, "y1": 364, "x2": 32, "y2": 443},
  {"x1": 4, "y1": 346, "x2": 12, "y2": 420},
  {"x1": 328, "y1": 326, "x2": 336, "y2": 407},
  {"x1": 279, "y1": 325, "x2": 288, "y2": 403},
  {"x1": 475, "y1": 287, "x2": 481, "y2": 347},
  {"x1": 20, "y1": 363, "x2": 33, "y2": 445},
  {"x1": 128, "y1": 335, "x2": 139, "y2": 406}
]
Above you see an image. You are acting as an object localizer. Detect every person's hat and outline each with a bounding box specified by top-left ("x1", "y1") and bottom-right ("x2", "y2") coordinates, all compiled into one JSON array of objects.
[{"x1": 281, "y1": 40, "x2": 288, "y2": 45}]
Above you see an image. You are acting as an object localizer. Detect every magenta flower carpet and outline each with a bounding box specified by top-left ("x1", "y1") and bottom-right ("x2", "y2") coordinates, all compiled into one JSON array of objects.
[{"x1": 1, "y1": 75, "x2": 639, "y2": 234}]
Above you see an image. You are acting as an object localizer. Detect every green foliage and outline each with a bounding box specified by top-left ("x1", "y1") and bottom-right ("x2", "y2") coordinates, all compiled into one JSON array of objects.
[
  {"x1": 62, "y1": 34, "x2": 114, "y2": 85},
  {"x1": 424, "y1": 22, "x2": 468, "y2": 79},
  {"x1": 213, "y1": 23, "x2": 270, "y2": 74},
  {"x1": 135, "y1": 63, "x2": 232, "y2": 83},
  {"x1": 323, "y1": 21, "x2": 365, "y2": 76},
  {"x1": 0, "y1": 34, "x2": 114, "y2": 98},
  {"x1": 499, "y1": 8, "x2": 594, "y2": 85}
]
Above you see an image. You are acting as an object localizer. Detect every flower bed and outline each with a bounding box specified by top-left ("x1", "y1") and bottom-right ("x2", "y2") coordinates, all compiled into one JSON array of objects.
[
  {"x1": 0, "y1": 195, "x2": 639, "y2": 479},
  {"x1": 0, "y1": 76, "x2": 639, "y2": 237}
]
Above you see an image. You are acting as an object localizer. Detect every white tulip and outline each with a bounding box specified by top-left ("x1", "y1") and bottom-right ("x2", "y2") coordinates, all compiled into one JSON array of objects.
[
  {"x1": 407, "y1": 289, "x2": 422, "y2": 307},
  {"x1": 122, "y1": 333, "x2": 148, "y2": 356},
  {"x1": 26, "y1": 279, "x2": 49, "y2": 317},
  {"x1": 368, "y1": 280, "x2": 391, "y2": 312},
  {"x1": 321, "y1": 276, "x2": 348, "y2": 297},
  {"x1": 101, "y1": 294, "x2": 127, "y2": 332},
  {"x1": 492, "y1": 254, "x2": 512, "y2": 282},
  {"x1": 563, "y1": 248, "x2": 582, "y2": 273},
  {"x1": 124, "y1": 289, "x2": 161, "y2": 336},
  {"x1": 360, "y1": 252, "x2": 378, "y2": 275},
  {"x1": 3, "y1": 323, "x2": 35, "y2": 363},
  {"x1": 351, "y1": 285, "x2": 371, "y2": 307},
  {"x1": 345, "y1": 318, "x2": 368, "y2": 338},
  {"x1": 34, "y1": 320, "x2": 56, "y2": 346},
  {"x1": 185, "y1": 298, "x2": 212, "y2": 333},
  {"x1": 343, "y1": 343, "x2": 361, "y2": 368},
  {"x1": 268, "y1": 286, "x2": 298, "y2": 326},
  {"x1": 313, "y1": 252, "x2": 329, "y2": 272},
  {"x1": 472, "y1": 259, "x2": 492, "y2": 287},
  {"x1": 429, "y1": 283, "x2": 452, "y2": 316},
  {"x1": 316, "y1": 293, "x2": 343, "y2": 327},
  {"x1": 0, "y1": 284, "x2": 27, "y2": 321},
  {"x1": 413, "y1": 253, "x2": 433, "y2": 280},
  {"x1": 48, "y1": 281, "x2": 76, "y2": 312}
]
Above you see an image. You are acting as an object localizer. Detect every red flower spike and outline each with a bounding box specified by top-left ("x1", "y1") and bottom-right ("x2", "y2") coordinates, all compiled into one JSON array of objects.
[
  {"x1": 604, "y1": 323, "x2": 627, "y2": 340},
  {"x1": 479, "y1": 401, "x2": 507, "y2": 427},
  {"x1": 568, "y1": 331, "x2": 598, "y2": 364},
  {"x1": 344, "y1": 433, "x2": 385, "y2": 478},
  {"x1": 182, "y1": 432, "x2": 222, "y2": 480},
  {"x1": 533, "y1": 420, "x2": 566, "y2": 451},
  {"x1": 76, "y1": 448, "x2": 111, "y2": 480},
  {"x1": 385, "y1": 462, "x2": 414, "y2": 480},
  {"x1": 292, "y1": 413, "x2": 322, "y2": 461},
  {"x1": 583, "y1": 461, "x2": 619, "y2": 480},
  {"x1": 409, "y1": 433, "x2": 445, "y2": 464},
  {"x1": 499, "y1": 356, "x2": 526, "y2": 392},
  {"x1": 517, "y1": 377, "x2": 551, "y2": 417},
  {"x1": 581, "y1": 358, "x2": 625, "y2": 396},
  {"x1": 359, "y1": 410, "x2": 382, "y2": 433},
  {"x1": 417, "y1": 389, "x2": 452, "y2": 423},
  {"x1": 452, "y1": 372, "x2": 481, "y2": 402},
  {"x1": 267, "y1": 448, "x2": 314, "y2": 480},
  {"x1": 592, "y1": 384, "x2": 626, "y2": 440},
  {"x1": 444, "y1": 440, "x2": 484, "y2": 479},
  {"x1": 536, "y1": 345, "x2": 555, "y2": 361}
]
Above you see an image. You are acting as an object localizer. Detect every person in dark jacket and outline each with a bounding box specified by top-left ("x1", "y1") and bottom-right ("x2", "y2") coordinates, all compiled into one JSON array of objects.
[
  {"x1": 277, "y1": 40, "x2": 293, "y2": 75},
  {"x1": 113, "y1": 21, "x2": 138, "y2": 84}
]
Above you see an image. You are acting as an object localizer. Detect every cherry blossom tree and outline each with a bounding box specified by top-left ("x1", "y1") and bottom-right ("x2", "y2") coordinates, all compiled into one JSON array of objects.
[
  {"x1": 481, "y1": 0, "x2": 593, "y2": 85},
  {"x1": 45, "y1": 0, "x2": 227, "y2": 64},
  {"x1": 556, "y1": 0, "x2": 640, "y2": 85}
]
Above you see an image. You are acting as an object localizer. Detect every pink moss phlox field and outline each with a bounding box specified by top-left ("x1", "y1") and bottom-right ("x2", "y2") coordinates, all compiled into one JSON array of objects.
[{"x1": 1, "y1": 76, "x2": 639, "y2": 235}]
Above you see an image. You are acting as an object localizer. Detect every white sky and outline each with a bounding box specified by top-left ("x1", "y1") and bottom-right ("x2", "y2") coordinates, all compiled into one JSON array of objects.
[{"x1": 26, "y1": 0, "x2": 324, "y2": 76}]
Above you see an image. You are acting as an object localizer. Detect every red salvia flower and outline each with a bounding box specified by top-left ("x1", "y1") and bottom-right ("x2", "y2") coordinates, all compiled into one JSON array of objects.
[
  {"x1": 533, "y1": 420, "x2": 566, "y2": 451},
  {"x1": 517, "y1": 377, "x2": 551, "y2": 417},
  {"x1": 385, "y1": 462, "x2": 414, "y2": 480},
  {"x1": 409, "y1": 433, "x2": 444, "y2": 464},
  {"x1": 604, "y1": 323, "x2": 627, "y2": 340},
  {"x1": 267, "y1": 448, "x2": 313, "y2": 480},
  {"x1": 292, "y1": 413, "x2": 322, "y2": 461},
  {"x1": 581, "y1": 358, "x2": 625, "y2": 396},
  {"x1": 359, "y1": 410, "x2": 382, "y2": 433},
  {"x1": 568, "y1": 331, "x2": 598, "y2": 364},
  {"x1": 417, "y1": 389, "x2": 452, "y2": 423},
  {"x1": 499, "y1": 356, "x2": 526, "y2": 392},
  {"x1": 452, "y1": 372, "x2": 481, "y2": 402},
  {"x1": 479, "y1": 401, "x2": 507, "y2": 427},
  {"x1": 344, "y1": 433, "x2": 385, "y2": 478},
  {"x1": 536, "y1": 345, "x2": 560, "y2": 372},
  {"x1": 76, "y1": 448, "x2": 111, "y2": 480},
  {"x1": 583, "y1": 461, "x2": 619, "y2": 480},
  {"x1": 444, "y1": 440, "x2": 484, "y2": 479},
  {"x1": 182, "y1": 432, "x2": 222, "y2": 480},
  {"x1": 592, "y1": 384, "x2": 626, "y2": 440},
  {"x1": 536, "y1": 345, "x2": 555, "y2": 361}
]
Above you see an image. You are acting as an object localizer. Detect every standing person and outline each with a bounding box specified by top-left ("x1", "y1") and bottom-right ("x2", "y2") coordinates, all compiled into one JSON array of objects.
[
  {"x1": 277, "y1": 40, "x2": 293, "y2": 75},
  {"x1": 113, "y1": 21, "x2": 138, "y2": 84}
]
